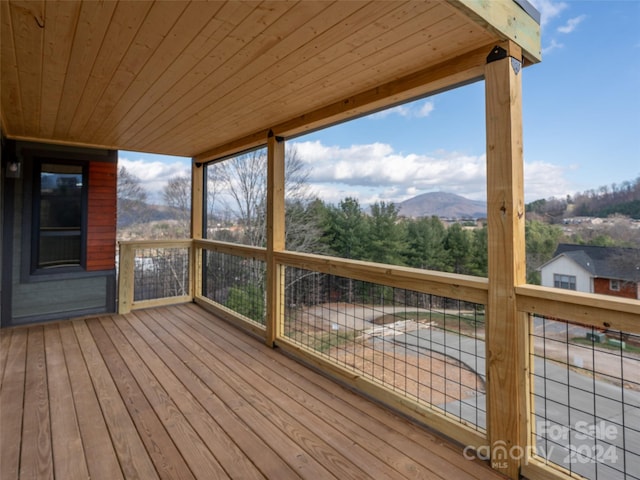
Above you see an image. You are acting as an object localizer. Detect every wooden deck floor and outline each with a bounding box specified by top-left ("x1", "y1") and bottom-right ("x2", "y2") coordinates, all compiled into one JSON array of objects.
[{"x1": 0, "y1": 303, "x2": 505, "y2": 480}]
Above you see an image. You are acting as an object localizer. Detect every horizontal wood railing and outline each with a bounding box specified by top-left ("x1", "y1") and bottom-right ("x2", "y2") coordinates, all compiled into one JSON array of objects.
[
  {"x1": 274, "y1": 250, "x2": 489, "y2": 304},
  {"x1": 516, "y1": 284, "x2": 640, "y2": 334},
  {"x1": 515, "y1": 284, "x2": 639, "y2": 480},
  {"x1": 118, "y1": 238, "x2": 639, "y2": 480},
  {"x1": 193, "y1": 239, "x2": 268, "y2": 337},
  {"x1": 118, "y1": 239, "x2": 193, "y2": 314}
]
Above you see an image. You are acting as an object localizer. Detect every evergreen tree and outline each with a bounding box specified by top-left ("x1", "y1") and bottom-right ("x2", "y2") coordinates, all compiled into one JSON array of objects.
[
  {"x1": 444, "y1": 223, "x2": 471, "y2": 274},
  {"x1": 366, "y1": 202, "x2": 406, "y2": 265},
  {"x1": 468, "y1": 225, "x2": 488, "y2": 277},
  {"x1": 324, "y1": 197, "x2": 369, "y2": 260},
  {"x1": 404, "y1": 216, "x2": 449, "y2": 271}
]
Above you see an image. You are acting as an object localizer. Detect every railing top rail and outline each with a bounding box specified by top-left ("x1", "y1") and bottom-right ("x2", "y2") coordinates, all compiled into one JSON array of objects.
[
  {"x1": 516, "y1": 284, "x2": 640, "y2": 334},
  {"x1": 119, "y1": 239, "x2": 193, "y2": 249},
  {"x1": 275, "y1": 250, "x2": 489, "y2": 304},
  {"x1": 194, "y1": 239, "x2": 266, "y2": 260}
]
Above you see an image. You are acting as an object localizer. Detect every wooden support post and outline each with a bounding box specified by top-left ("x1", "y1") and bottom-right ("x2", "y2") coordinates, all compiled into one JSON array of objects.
[
  {"x1": 265, "y1": 132, "x2": 285, "y2": 346},
  {"x1": 484, "y1": 41, "x2": 529, "y2": 479},
  {"x1": 117, "y1": 243, "x2": 134, "y2": 314},
  {"x1": 191, "y1": 160, "x2": 203, "y2": 241},
  {"x1": 190, "y1": 161, "x2": 204, "y2": 299}
]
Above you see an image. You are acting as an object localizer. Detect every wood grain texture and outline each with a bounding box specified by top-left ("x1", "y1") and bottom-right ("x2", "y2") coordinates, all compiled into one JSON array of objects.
[
  {"x1": 265, "y1": 134, "x2": 285, "y2": 345},
  {"x1": 87, "y1": 160, "x2": 117, "y2": 271},
  {"x1": 20, "y1": 327, "x2": 54, "y2": 479},
  {"x1": 1, "y1": 1, "x2": 540, "y2": 157},
  {"x1": 484, "y1": 47, "x2": 527, "y2": 480},
  {"x1": 1, "y1": 303, "x2": 506, "y2": 479},
  {"x1": 0, "y1": 329, "x2": 28, "y2": 480},
  {"x1": 44, "y1": 325, "x2": 91, "y2": 480}
]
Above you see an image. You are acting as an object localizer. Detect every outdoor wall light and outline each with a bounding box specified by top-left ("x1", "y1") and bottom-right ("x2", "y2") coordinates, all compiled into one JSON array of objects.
[{"x1": 6, "y1": 158, "x2": 21, "y2": 178}]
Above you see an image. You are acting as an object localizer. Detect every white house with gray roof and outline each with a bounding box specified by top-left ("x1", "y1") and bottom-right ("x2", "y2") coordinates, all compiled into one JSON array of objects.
[{"x1": 540, "y1": 244, "x2": 640, "y2": 299}]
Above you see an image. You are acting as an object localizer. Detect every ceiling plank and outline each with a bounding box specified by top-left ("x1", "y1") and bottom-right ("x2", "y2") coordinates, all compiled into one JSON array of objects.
[
  {"x1": 256, "y1": 19, "x2": 491, "y2": 125},
  {"x1": 10, "y1": 0, "x2": 45, "y2": 137},
  {"x1": 90, "y1": 1, "x2": 228, "y2": 145},
  {"x1": 161, "y1": 3, "x2": 490, "y2": 156},
  {"x1": 0, "y1": 0, "x2": 24, "y2": 134},
  {"x1": 1, "y1": 1, "x2": 540, "y2": 158},
  {"x1": 194, "y1": 42, "x2": 494, "y2": 163},
  {"x1": 104, "y1": 1, "x2": 262, "y2": 150},
  {"x1": 75, "y1": 1, "x2": 190, "y2": 140},
  {"x1": 39, "y1": 0, "x2": 81, "y2": 138},
  {"x1": 122, "y1": 1, "x2": 325, "y2": 152},
  {"x1": 62, "y1": 0, "x2": 153, "y2": 140},
  {"x1": 146, "y1": 1, "x2": 431, "y2": 154}
]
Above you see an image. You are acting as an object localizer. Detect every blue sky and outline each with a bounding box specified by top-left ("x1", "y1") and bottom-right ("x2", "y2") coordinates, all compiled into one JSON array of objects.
[{"x1": 120, "y1": 0, "x2": 639, "y2": 206}]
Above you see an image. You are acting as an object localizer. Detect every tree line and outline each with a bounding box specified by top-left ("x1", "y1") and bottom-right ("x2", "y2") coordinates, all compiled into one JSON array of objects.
[
  {"x1": 526, "y1": 176, "x2": 640, "y2": 220},
  {"x1": 118, "y1": 151, "x2": 636, "y2": 288}
]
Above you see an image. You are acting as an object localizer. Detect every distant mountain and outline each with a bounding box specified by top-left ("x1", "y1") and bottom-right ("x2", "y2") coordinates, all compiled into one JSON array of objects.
[
  {"x1": 398, "y1": 192, "x2": 487, "y2": 219},
  {"x1": 117, "y1": 201, "x2": 182, "y2": 228}
]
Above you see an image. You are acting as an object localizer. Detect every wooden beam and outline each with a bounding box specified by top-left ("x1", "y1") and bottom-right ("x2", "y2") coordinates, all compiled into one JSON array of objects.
[
  {"x1": 193, "y1": 43, "x2": 494, "y2": 163},
  {"x1": 448, "y1": 0, "x2": 541, "y2": 64},
  {"x1": 265, "y1": 132, "x2": 285, "y2": 346},
  {"x1": 484, "y1": 41, "x2": 527, "y2": 479}
]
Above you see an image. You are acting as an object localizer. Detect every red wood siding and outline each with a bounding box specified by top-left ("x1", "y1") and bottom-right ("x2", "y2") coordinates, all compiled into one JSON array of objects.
[
  {"x1": 593, "y1": 278, "x2": 638, "y2": 299},
  {"x1": 87, "y1": 162, "x2": 116, "y2": 271}
]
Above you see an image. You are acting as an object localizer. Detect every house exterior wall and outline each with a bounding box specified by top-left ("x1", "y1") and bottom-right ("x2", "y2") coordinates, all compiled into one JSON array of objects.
[
  {"x1": 1, "y1": 141, "x2": 117, "y2": 327},
  {"x1": 540, "y1": 256, "x2": 593, "y2": 293},
  {"x1": 593, "y1": 277, "x2": 639, "y2": 299},
  {"x1": 87, "y1": 161, "x2": 117, "y2": 271}
]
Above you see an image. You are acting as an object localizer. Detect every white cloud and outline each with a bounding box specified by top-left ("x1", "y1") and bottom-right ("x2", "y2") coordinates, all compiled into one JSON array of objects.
[
  {"x1": 370, "y1": 100, "x2": 435, "y2": 119},
  {"x1": 293, "y1": 140, "x2": 488, "y2": 203},
  {"x1": 557, "y1": 14, "x2": 586, "y2": 34},
  {"x1": 294, "y1": 140, "x2": 573, "y2": 205},
  {"x1": 417, "y1": 101, "x2": 435, "y2": 117},
  {"x1": 524, "y1": 161, "x2": 573, "y2": 201},
  {"x1": 542, "y1": 39, "x2": 564, "y2": 55},
  {"x1": 118, "y1": 156, "x2": 190, "y2": 202},
  {"x1": 528, "y1": 0, "x2": 568, "y2": 28},
  {"x1": 117, "y1": 143, "x2": 574, "y2": 208}
]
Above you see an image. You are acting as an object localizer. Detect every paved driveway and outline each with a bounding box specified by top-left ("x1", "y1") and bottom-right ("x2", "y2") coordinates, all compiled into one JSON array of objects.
[{"x1": 394, "y1": 328, "x2": 640, "y2": 479}]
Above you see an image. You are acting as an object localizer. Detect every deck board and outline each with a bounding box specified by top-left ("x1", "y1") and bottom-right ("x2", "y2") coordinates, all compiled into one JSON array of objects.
[
  {"x1": 58, "y1": 322, "x2": 124, "y2": 480},
  {"x1": 44, "y1": 326, "x2": 90, "y2": 480},
  {"x1": 0, "y1": 329, "x2": 27, "y2": 479},
  {"x1": 0, "y1": 303, "x2": 506, "y2": 480},
  {"x1": 21, "y1": 327, "x2": 53, "y2": 479}
]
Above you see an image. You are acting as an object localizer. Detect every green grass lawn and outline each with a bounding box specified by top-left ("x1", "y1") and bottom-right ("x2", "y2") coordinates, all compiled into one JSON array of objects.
[{"x1": 572, "y1": 336, "x2": 640, "y2": 354}]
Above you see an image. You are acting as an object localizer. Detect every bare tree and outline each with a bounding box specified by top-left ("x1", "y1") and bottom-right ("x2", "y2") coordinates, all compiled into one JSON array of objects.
[
  {"x1": 215, "y1": 149, "x2": 267, "y2": 246},
  {"x1": 204, "y1": 145, "x2": 327, "y2": 313},
  {"x1": 207, "y1": 145, "x2": 324, "y2": 250},
  {"x1": 162, "y1": 175, "x2": 191, "y2": 237},
  {"x1": 117, "y1": 165, "x2": 150, "y2": 229}
]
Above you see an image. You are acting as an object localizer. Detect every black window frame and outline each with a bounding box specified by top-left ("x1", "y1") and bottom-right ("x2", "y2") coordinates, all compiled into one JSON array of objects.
[
  {"x1": 20, "y1": 152, "x2": 95, "y2": 283},
  {"x1": 29, "y1": 158, "x2": 88, "y2": 276}
]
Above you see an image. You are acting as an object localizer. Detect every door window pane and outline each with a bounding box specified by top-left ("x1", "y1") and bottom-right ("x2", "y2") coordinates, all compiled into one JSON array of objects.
[{"x1": 38, "y1": 163, "x2": 84, "y2": 268}]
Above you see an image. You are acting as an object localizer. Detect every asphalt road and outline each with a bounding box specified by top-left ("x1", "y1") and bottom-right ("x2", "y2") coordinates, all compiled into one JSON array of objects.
[{"x1": 394, "y1": 328, "x2": 640, "y2": 480}]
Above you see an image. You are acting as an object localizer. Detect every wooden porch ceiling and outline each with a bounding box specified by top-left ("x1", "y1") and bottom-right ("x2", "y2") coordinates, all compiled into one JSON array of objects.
[
  {"x1": 0, "y1": 303, "x2": 506, "y2": 479},
  {"x1": 1, "y1": 1, "x2": 540, "y2": 161}
]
